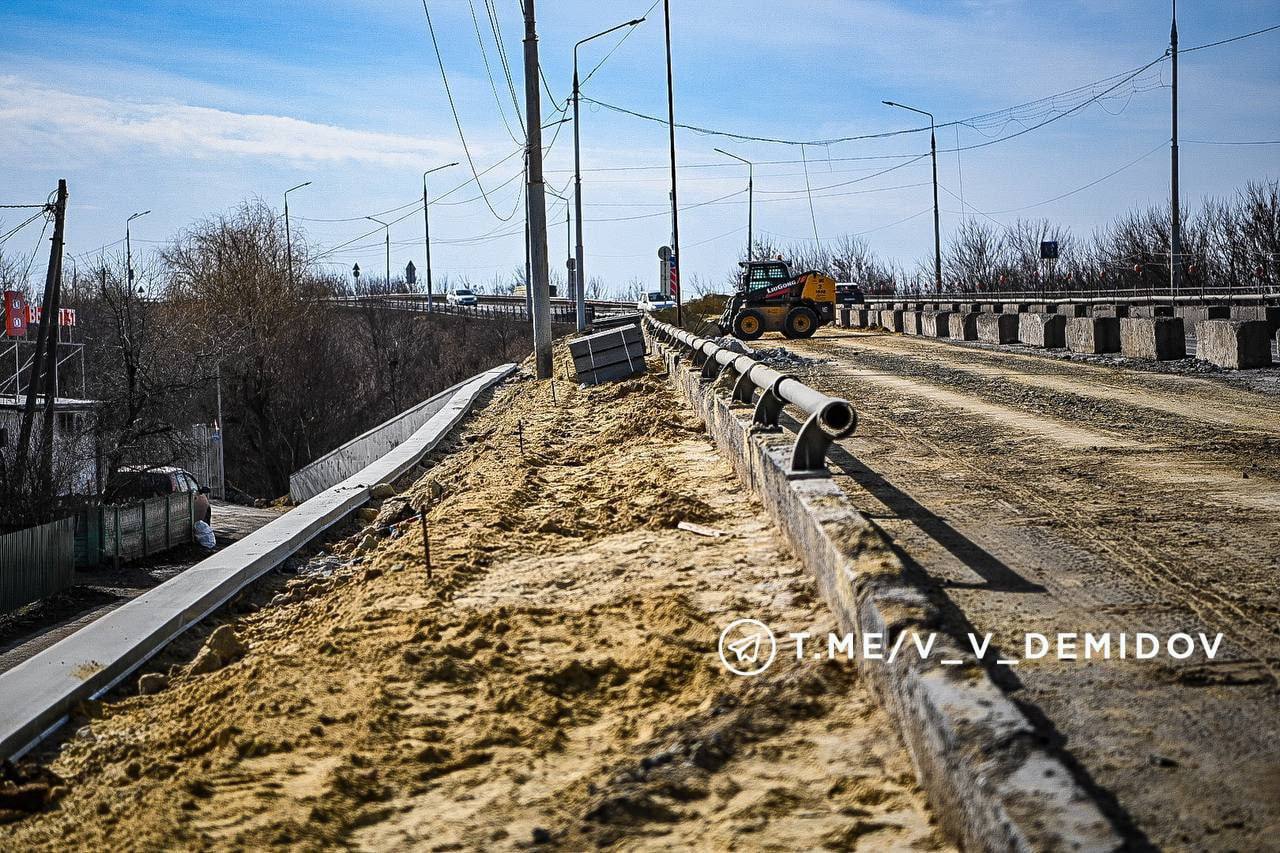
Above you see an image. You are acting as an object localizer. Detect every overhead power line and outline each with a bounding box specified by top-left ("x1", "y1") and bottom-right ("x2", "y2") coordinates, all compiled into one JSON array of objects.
[
  {"x1": 579, "y1": 20, "x2": 1280, "y2": 148},
  {"x1": 420, "y1": 0, "x2": 519, "y2": 222}
]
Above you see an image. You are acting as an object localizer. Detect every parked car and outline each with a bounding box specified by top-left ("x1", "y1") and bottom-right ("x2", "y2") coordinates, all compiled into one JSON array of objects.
[
  {"x1": 835, "y1": 283, "x2": 866, "y2": 306},
  {"x1": 107, "y1": 466, "x2": 211, "y2": 521},
  {"x1": 446, "y1": 288, "x2": 479, "y2": 307},
  {"x1": 637, "y1": 290, "x2": 677, "y2": 312}
]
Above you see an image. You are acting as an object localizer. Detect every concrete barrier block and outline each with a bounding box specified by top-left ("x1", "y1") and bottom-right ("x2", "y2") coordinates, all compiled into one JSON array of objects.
[
  {"x1": 1018, "y1": 312, "x2": 1067, "y2": 348},
  {"x1": 948, "y1": 312, "x2": 979, "y2": 340},
  {"x1": 853, "y1": 308, "x2": 870, "y2": 328},
  {"x1": 1196, "y1": 319, "x2": 1273, "y2": 369},
  {"x1": 1094, "y1": 304, "x2": 1130, "y2": 318},
  {"x1": 928, "y1": 311, "x2": 954, "y2": 337},
  {"x1": 1066, "y1": 317, "x2": 1120, "y2": 354},
  {"x1": 837, "y1": 307, "x2": 851, "y2": 328},
  {"x1": 1120, "y1": 317, "x2": 1186, "y2": 360},
  {"x1": 977, "y1": 313, "x2": 1018, "y2": 344},
  {"x1": 880, "y1": 309, "x2": 904, "y2": 332},
  {"x1": 904, "y1": 310, "x2": 924, "y2": 335}
]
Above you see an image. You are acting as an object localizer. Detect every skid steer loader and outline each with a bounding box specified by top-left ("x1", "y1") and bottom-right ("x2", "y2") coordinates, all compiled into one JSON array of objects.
[{"x1": 715, "y1": 259, "x2": 837, "y2": 340}]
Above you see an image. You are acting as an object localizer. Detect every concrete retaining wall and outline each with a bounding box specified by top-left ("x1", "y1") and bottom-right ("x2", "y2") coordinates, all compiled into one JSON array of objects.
[
  {"x1": 1120, "y1": 317, "x2": 1186, "y2": 360},
  {"x1": 1018, "y1": 313, "x2": 1067, "y2": 348},
  {"x1": 977, "y1": 313, "x2": 1018, "y2": 344},
  {"x1": 289, "y1": 379, "x2": 471, "y2": 502},
  {"x1": 1196, "y1": 319, "x2": 1274, "y2": 369},
  {"x1": 1066, "y1": 317, "x2": 1121, "y2": 354},
  {"x1": 652, "y1": 335, "x2": 1119, "y2": 852},
  {"x1": 0, "y1": 363, "x2": 516, "y2": 762}
]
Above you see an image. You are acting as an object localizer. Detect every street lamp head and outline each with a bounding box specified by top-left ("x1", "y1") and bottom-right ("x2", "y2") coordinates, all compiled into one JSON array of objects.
[
  {"x1": 882, "y1": 100, "x2": 896, "y2": 107},
  {"x1": 629, "y1": 18, "x2": 645, "y2": 25},
  {"x1": 128, "y1": 210, "x2": 151, "y2": 223},
  {"x1": 286, "y1": 181, "x2": 312, "y2": 194}
]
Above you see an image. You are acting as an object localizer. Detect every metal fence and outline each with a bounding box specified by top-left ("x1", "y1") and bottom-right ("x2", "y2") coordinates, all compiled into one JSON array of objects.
[
  {"x1": 0, "y1": 517, "x2": 76, "y2": 613},
  {"x1": 183, "y1": 423, "x2": 225, "y2": 499},
  {"x1": 93, "y1": 492, "x2": 196, "y2": 567}
]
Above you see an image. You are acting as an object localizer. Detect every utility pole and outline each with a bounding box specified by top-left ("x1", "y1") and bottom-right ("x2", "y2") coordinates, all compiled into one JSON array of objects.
[
  {"x1": 663, "y1": 0, "x2": 682, "y2": 326},
  {"x1": 524, "y1": 0, "x2": 552, "y2": 378},
  {"x1": 284, "y1": 181, "x2": 310, "y2": 287},
  {"x1": 125, "y1": 209, "x2": 150, "y2": 293},
  {"x1": 1169, "y1": 0, "x2": 1181, "y2": 304},
  {"x1": 883, "y1": 100, "x2": 941, "y2": 293},
  {"x1": 574, "y1": 18, "x2": 645, "y2": 333},
  {"x1": 366, "y1": 216, "x2": 390, "y2": 290},
  {"x1": 423, "y1": 163, "x2": 457, "y2": 311},
  {"x1": 14, "y1": 179, "x2": 67, "y2": 502}
]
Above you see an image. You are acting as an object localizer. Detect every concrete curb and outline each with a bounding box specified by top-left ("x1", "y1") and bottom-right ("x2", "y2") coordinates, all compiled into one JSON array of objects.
[
  {"x1": 288, "y1": 378, "x2": 473, "y2": 502},
  {"x1": 651, "y1": 339, "x2": 1120, "y2": 852},
  {"x1": 0, "y1": 364, "x2": 515, "y2": 762}
]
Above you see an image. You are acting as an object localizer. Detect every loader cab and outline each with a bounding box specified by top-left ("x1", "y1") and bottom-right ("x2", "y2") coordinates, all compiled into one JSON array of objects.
[{"x1": 741, "y1": 260, "x2": 792, "y2": 293}]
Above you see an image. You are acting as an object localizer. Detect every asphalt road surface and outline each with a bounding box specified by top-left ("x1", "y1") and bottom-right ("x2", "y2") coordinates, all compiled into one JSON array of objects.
[{"x1": 773, "y1": 326, "x2": 1280, "y2": 851}]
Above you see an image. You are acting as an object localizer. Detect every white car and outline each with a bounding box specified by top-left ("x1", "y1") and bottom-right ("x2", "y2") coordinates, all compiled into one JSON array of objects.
[
  {"x1": 446, "y1": 288, "x2": 479, "y2": 306},
  {"x1": 637, "y1": 291, "x2": 676, "y2": 312}
]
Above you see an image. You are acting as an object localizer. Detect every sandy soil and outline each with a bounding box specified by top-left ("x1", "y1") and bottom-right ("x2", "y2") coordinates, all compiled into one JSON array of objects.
[
  {"x1": 778, "y1": 327, "x2": 1280, "y2": 851},
  {"x1": 2, "y1": 351, "x2": 947, "y2": 852}
]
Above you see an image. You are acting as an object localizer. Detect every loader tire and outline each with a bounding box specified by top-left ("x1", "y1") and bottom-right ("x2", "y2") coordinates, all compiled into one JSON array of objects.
[
  {"x1": 732, "y1": 310, "x2": 765, "y2": 341},
  {"x1": 783, "y1": 306, "x2": 818, "y2": 339}
]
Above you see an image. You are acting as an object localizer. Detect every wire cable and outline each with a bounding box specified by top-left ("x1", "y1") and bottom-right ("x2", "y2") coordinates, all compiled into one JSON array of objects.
[
  {"x1": 420, "y1": 0, "x2": 518, "y2": 221},
  {"x1": 468, "y1": 0, "x2": 523, "y2": 143}
]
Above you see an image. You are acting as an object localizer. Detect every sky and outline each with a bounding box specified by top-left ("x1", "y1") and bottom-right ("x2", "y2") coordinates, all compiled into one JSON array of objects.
[{"x1": 1, "y1": 0, "x2": 1278, "y2": 295}]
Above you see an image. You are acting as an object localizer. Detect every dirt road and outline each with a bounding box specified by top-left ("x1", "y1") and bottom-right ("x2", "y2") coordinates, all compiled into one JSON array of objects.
[
  {"x1": 3, "y1": 355, "x2": 948, "y2": 851},
  {"x1": 778, "y1": 327, "x2": 1280, "y2": 851}
]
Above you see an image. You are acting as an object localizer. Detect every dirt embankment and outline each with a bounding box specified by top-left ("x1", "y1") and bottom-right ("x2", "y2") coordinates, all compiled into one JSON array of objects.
[{"x1": 3, "y1": 351, "x2": 947, "y2": 851}]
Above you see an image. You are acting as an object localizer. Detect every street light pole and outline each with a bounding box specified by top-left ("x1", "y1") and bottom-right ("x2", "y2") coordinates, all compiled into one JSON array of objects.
[
  {"x1": 366, "y1": 216, "x2": 390, "y2": 291},
  {"x1": 1169, "y1": 0, "x2": 1181, "y2": 304},
  {"x1": 883, "y1": 100, "x2": 941, "y2": 294},
  {"x1": 714, "y1": 148, "x2": 753, "y2": 262},
  {"x1": 573, "y1": 17, "x2": 645, "y2": 332},
  {"x1": 283, "y1": 181, "x2": 311, "y2": 287},
  {"x1": 125, "y1": 210, "x2": 150, "y2": 293},
  {"x1": 663, "y1": 0, "x2": 682, "y2": 325},
  {"x1": 423, "y1": 162, "x2": 458, "y2": 311}
]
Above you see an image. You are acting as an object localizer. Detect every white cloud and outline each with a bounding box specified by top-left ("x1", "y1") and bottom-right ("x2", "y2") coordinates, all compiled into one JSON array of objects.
[{"x1": 0, "y1": 75, "x2": 465, "y2": 169}]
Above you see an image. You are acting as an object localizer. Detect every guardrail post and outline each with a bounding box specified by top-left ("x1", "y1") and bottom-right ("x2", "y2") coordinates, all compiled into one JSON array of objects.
[
  {"x1": 730, "y1": 367, "x2": 756, "y2": 404},
  {"x1": 752, "y1": 377, "x2": 787, "y2": 433},
  {"x1": 141, "y1": 500, "x2": 148, "y2": 558},
  {"x1": 164, "y1": 496, "x2": 171, "y2": 550},
  {"x1": 113, "y1": 507, "x2": 121, "y2": 570}
]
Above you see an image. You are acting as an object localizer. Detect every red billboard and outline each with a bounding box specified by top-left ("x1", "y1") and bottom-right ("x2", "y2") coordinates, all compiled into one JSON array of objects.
[{"x1": 3, "y1": 291, "x2": 27, "y2": 337}]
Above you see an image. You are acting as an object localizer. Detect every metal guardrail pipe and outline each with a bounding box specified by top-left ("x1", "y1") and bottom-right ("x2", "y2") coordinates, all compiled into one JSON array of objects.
[{"x1": 644, "y1": 317, "x2": 856, "y2": 475}]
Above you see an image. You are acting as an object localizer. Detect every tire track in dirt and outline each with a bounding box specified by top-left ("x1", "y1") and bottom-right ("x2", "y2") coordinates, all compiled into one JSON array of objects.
[{"x1": 771, "y1": 329, "x2": 1280, "y2": 850}]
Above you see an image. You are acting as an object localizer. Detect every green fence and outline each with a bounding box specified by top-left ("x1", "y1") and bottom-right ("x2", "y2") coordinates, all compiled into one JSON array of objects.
[
  {"x1": 0, "y1": 517, "x2": 76, "y2": 613},
  {"x1": 93, "y1": 492, "x2": 196, "y2": 567}
]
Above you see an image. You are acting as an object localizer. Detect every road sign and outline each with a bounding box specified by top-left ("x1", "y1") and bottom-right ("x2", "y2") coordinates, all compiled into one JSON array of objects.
[
  {"x1": 405, "y1": 261, "x2": 417, "y2": 285},
  {"x1": 1040, "y1": 241, "x2": 1059, "y2": 260}
]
